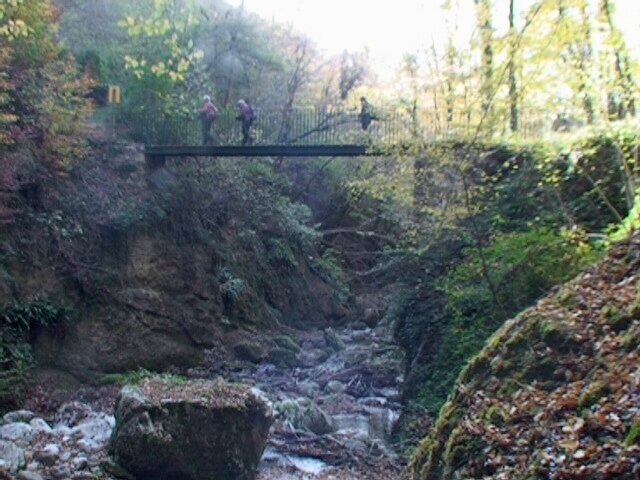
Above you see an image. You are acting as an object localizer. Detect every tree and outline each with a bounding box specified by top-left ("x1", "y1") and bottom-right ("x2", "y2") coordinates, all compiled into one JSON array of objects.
[
  {"x1": 599, "y1": 0, "x2": 636, "y2": 118},
  {"x1": 508, "y1": 0, "x2": 520, "y2": 132},
  {"x1": 475, "y1": 0, "x2": 495, "y2": 121}
]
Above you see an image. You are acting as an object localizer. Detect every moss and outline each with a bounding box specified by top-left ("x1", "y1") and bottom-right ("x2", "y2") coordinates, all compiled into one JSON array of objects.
[
  {"x1": 578, "y1": 381, "x2": 610, "y2": 409},
  {"x1": 625, "y1": 421, "x2": 640, "y2": 446},
  {"x1": 273, "y1": 335, "x2": 300, "y2": 353},
  {"x1": 522, "y1": 355, "x2": 556, "y2": 382},
  {"x1": 443, "y1": 426, "x2": 487, "y2": 474},
  {"x1": 622, "y1": 324, "x2": 640, "y2": 352},
  {"x1": 484, "y1": 404, "x2": 510, "y2": 427},
  {"x1": 98, "y1": 369, "x2": 187, "y2": 386},
  {"x1": 602, "y1": 305, "x2": 633, "y2": 332},
  {"x1": 266, "y1": 348, "x2": 298, "y2": 368},
  {"x1": 232, "y1": 342, "x2": 265, "y2": 363},
  {"x1": 556, "y1": 289, "x2": 579, "y2": 309},
  {"x1": 498, "y1": 378, "x2": 522, "y2": 396}
]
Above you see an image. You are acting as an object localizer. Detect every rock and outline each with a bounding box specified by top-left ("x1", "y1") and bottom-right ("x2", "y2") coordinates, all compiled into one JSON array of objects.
[
  {"x1": 326, "y1": 380, "x2": 347, "y2": 394},
  {"x1": 109, "y1": 377, "x2": 272, "y2": 480},
  {"x1": 29, "y1": 419, "x2": 52, "y2": 435},
  {"x1": 3, "y1": 411, "x2": 35, "y2": 425},
  {"x1": 55, "y1": 402, "x2": 93, "y2": 428},
  {"x1": 71, "y1": 473, "x2": 95, "y2": 480},
  {"x1": 273, "y1": 335, "x2": 301, "y2": 353},
  {"x1": 324, "y1": 328, "x2": 345, "y2": 352},
  {"x1": 299, "y1": 403, "x2": 335, "y2": 435},
  {"x1": 266, "y1": 348, "x2": 298, "y2": 368},
  {"x1": 298, "y1": 349, "x2": 330, "y2": 368},
  {"x1": 17, "y1": 471, "x2": 44, "y2": 480},
  {"x1": 73, "y1": 456, "x2": 89, "y2": 471},
  {"x1": 0, "y1": 423, "x2": 33, "y2": 443},
  {"x1": 276, "y1": 399, "x2": 335, "y2": 435},
  {"x1": 0, "y1": 440, "x2": 25, "y2": 472},
  {"x1": 363, "y1": 308, "x2": 381, "y2": 328},
  {"x1": 296, "y1": 381, "x2": 320, "y2": 397},
  {"x1": 71, "y1": 413, "x2": 114, "y2": 449},
  {"x1": 50, "y1": 465, "x2": 72, "y2": 480},
  {"x1": 233, "y1": 341, "x2": 265, "y2": 363},
  {"x1": 35, "y1": 443, "x2": 60, "y2": 466},
  {"x1": 351, "y1": 330, "x2": 372, "y2": 344}
]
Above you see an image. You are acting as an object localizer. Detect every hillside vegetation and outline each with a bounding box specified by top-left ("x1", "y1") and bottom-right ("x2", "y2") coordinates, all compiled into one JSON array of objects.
[{"x1": 412, "y1": 232, "x2": 640, "y2": 478}]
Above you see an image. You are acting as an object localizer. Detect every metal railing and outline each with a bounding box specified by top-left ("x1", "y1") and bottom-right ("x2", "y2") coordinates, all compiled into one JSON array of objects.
[{"x1": 134, "y1": 106, "x2": 551, "y2": 147}]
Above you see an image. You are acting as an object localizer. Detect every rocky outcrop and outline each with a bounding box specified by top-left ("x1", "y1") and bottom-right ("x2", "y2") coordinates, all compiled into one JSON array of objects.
[{"x1": 109, "y1": 377, "x2": 273, "y2": 480}]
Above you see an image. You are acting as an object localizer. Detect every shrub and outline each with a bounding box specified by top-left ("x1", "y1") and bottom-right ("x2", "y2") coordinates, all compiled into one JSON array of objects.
[{"x1": 0, "y1": 299, "x2": 74, "y2": 411}]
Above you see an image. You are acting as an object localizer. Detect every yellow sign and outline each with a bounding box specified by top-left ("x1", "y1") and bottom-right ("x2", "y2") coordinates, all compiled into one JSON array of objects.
[{"x1": 108, "y1": 85, "x2": 122, "y2": 104}]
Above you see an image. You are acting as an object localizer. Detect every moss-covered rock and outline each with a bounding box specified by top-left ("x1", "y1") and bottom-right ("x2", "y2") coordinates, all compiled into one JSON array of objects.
[
  {"x1": 411, "y1": 234, "x2": 640, "y2": 480},
  {"x1": 233, "y1": 342, "x2": 266, "y2": 364},
  {"x1": 109, "y1": 377, "x2": 273, "y2": 480},
  {"x1": 266, "y1": 348, "x2": 298, "y2": 368},
  {"x1": 273, "y1": 335, "x2": 301, "y2": 353}
]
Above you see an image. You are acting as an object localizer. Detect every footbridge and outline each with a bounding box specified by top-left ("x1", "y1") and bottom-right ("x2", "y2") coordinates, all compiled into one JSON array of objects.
[{"x1": 140, "y1": 106, "x2": 550, "y2": 164}]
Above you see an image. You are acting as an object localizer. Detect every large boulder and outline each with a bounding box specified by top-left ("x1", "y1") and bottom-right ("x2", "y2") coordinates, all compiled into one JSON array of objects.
[{"x1": 109, "y1": 377, "x2": 272, "y2": 480}]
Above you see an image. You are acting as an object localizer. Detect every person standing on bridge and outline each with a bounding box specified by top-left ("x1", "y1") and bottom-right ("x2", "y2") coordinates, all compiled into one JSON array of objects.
[
  {"x1": 236, "y1": 99, "x2": 256, "y2": 146},
  {"x1": 358, "y1": 96, "x2": 378, "y2": 131},
  {"x1": 199, "y1": 95, "x2": 219, "y2": 145}
]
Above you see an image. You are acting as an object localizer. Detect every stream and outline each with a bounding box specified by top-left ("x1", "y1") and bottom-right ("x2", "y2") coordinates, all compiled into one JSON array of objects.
[
  {"x1": 0, "y1": 322, "x2": 407, "y2": 480},
  {"x1": 228, "y1": 322, "x2": 407, "y2": 479}
]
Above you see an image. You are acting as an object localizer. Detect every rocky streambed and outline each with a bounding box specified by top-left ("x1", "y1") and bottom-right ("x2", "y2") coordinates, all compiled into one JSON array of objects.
[
  {"x1": 240, "y1": 324, "x2": 407, "y2": 480},
  {"x1": 0, "y1": 322, "x2": 407, "y2": 480}
]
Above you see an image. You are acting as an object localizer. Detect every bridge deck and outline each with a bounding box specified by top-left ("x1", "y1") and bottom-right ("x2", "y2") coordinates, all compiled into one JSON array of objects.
[{"x1": 144, "y1": 144, "x2": 372, "y2": 158}]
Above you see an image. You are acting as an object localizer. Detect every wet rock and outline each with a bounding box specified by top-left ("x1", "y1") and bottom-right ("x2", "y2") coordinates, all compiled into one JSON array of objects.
[
  {"x1": 71, "y1": 413, "x2": 114, "y2": 449},
  {"x1": 324, "y1": 328, "x2": 345, "y2": 352},
  {"x1": 3, "y1": 411, "x2": 35, "y2": 425},
  {"x1": 326, "y1": 380, "x2": 347, "y2": 394},
  {"x1": 351, "y1": 330, "x2": 372, "y2": 344},
  {"x1": 266, "y1": 348, "x2": 298, "y2": 368},
  {"x1": 298, "y1": 348, "x2": 330, "y2": 368},
  {"x1": 233, "y1": 341, "x2": 265, "y2": 364},
  {"x1": 110, "y1": 377, "x2": 272, "y2": 480},
  {"x1": 71, "y1": 473, "x2": 95, "y2": 480},
  {"x1": 0, "y1": 423, "x2": 33, "y2": 443},
  {"x1": 50, "y1": 465, "x2": 72, "y2": 479},
  {"x1": 35, "y1": 443, "x2": 60, "y2": 466},
  {"x1": 296, "y1": 381, "x2": 320, "y2": 397},
  {"x1": 0, "y1": 440, "x2": 25, "y2": 472},
  {"x1": 299, "y1": 403, "x2": 335, "y2": 435},
  {"x1": 29, "y1": 419, "x2": 52, "y2": 435},
  {"x1": 276, "y1": 399, "x2": 335, "y2": 435},
  {"x1": 73, "y1": 456, "x2": 89, "y2": 471},
  {"x1": 17, "y1": 471, "x2": 44, "y2": 480}
]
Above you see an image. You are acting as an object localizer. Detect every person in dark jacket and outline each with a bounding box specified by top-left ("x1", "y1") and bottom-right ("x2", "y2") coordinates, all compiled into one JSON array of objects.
[
  {"x1": 358, "y1": 96, "x2": 378, "y2": 131},
  {"x1": 199, "y1": 95, "x2": 219, "y2": 145},
  {"x1": 236, "y1": 99, "x2": 256, "y2": 145}
]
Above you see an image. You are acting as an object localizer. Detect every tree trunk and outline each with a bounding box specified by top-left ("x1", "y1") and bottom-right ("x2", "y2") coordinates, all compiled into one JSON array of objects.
[
  {"x1": 475, "y1": 0, "x2": 494, "y2": 120},
  {"x1": 600, "y1": 0, "x2": 636, "y2": 117},
  {"x1": 508, "y1": 0, "x2": 519, "y2": 132},
  {"x1": 578, "y1": 0, "x2": 600, "y2": 124}
]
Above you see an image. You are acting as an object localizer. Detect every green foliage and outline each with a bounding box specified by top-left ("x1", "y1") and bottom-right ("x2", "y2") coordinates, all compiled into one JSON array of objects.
[
  {"x1": 625, "y1": 421, "x2": 640, "y2": 446},
  {"x1": 218, "y1": 268, "x2": 246, "y2": 306},
  {"x1": 0, "y1": 299, "x2": 74, "y2": 411},
  {"x1": 265, "y1": 238, "x2": 298, "y2": 270},
  {"x1": 312, "y1": 248, "x2": 350, "y2": 303},
  {"x1": 97, "y1": 368, "x2": 187, "y2": 386},
  {"x1": 411, "y1": 227, "x2": 599, "y2": 415}
]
